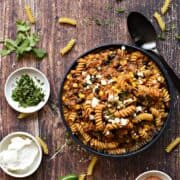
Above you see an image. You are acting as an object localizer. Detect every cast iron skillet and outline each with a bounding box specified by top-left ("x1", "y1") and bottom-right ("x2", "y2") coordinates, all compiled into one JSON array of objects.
[{"x1": 59, "y1": 44, "x2": 174, "y2": 158}]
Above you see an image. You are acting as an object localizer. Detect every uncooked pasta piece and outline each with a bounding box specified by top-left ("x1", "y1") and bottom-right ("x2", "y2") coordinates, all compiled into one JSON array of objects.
[
  {"x1": 25, "y1": 6, "x2": 35, "y2": 24},
  {"x1": 36, "y1": 136, "x2": 49, "y2": 155},
  {"x1": 153, "y1": 12, "x2": 166, "y2": 31},
  {"x1": 60, "y1": 39, "x2": 76, "y2": 56},
  {"x1": 59, "y1": 17, "x2": 77, "y2": 26},
  {"x1": 87, "y1": 156, "x2": 98, "y2": 175},
  {"x1": 161, "y1": 0, "x2": 171, "y2": 15},
  {"x1": 165, "y1": 137, "x2": 180, "y2": 153}
]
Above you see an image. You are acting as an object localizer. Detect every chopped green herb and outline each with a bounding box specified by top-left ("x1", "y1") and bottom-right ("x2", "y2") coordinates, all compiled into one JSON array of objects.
[
  {"x1": 0, "y1": 20, "x2": 47, "y2": 60},
  {"x1": 94, "y1": 18, "x2": 112, "y2": 26},
  {"x1": 32, "y1": 48, "x2": 47, "y2": 59},
  {"x1": 116, "y1": 8, "x2": 125, "y2": 14},
  {"x1": 175, "y1": 34, "x2": 180, "y2": 40},
  {"x1": 65, "y1": 131, "x2": 70, "y2": 138},
  {"x1": 157, "y1": 32, "x2": 166, "y2": 40},
  {"x1": 58, "y1": 174, "x2": 78, "y2": 180},
  {"x1": 172, "y1": 24, "x2": 176, "y2": 30},
  {"x1": 12, "y1": 74, "x2": 45, "y2": 108}
]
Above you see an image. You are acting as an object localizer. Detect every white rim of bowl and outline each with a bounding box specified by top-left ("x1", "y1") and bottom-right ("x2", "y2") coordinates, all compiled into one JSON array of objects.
[
  {"x1": 135, "y1": 170, "x2": 172, "y2": 180},
  {"x1": 0, "y1": 131, "x2": 42, "y2": 178},
  {"x1": 4, "y1": 67, "x2": 50, "y2": 113}
]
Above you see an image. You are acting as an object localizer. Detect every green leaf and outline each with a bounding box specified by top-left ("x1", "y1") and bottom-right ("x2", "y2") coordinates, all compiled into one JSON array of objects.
[
  {"x1": 0, "y1": 49, "x2": 12, "y2": 56},
  {"x1": 4, "y1": 39, "x2": 17, "y2": 51},
  {"x1": 16, "y1": 39, "x2": 31, "y2": 55},
  {"x1": 27, "y1": 34, "x2": 39, "y2": 47},
  {"x1": 175, "y1": 34, "x2": 180, "y2": 40},
  {"x1": 116, "y1": 8, "x2": 125, "y2": 13},
  {"x1": 16, "y1": 32, "x2": 26, "y2": 45},
  {"x1": 32, "y1": 48, "x2": 47, "y2": 59},
  {"x1": 16, "y1": 20, "x2": 30, "y2": 32}
]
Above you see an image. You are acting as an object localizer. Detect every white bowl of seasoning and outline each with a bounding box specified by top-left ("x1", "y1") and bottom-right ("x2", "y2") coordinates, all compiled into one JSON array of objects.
[
  {"x1": 136, "y1": 170, "x2": 172, "y2": 180},
  {"x1": 0, "y1": 132, "x2": 42, "y2": 178},
  {"x1": 4, "y1": 67, "x2": 50, "y2": 113}
]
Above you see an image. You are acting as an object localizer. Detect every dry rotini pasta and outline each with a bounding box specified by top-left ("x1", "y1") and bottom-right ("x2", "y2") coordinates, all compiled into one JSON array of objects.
[
  {"x1": 62, "y1": 47, "x2": 170, "y2": 155},
  {"x1": 58, "y1": 17, "x2": 77, "y2": 26},
  {"x1": 60, "y1": 39, "x2": 76, "y2": 56},
  {"x1": 153, "y1": 12, "x2": 166, "y2": 31},
  {"x1": 25, "y1": 6, "x2": 35, "y2": 24},
  {"x1": 161, "y1": 0, "x2": 171, "y2": 15}
]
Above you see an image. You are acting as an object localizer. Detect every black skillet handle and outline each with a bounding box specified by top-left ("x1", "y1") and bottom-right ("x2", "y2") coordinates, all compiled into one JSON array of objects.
[{"x1": 147, "y1": 50, "x2": 180, "y2": 92}]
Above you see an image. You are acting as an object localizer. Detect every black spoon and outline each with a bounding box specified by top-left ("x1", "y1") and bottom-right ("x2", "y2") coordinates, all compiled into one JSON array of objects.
[{"x1": 127, "y1": 11, "x2": 180, "y2": 92}]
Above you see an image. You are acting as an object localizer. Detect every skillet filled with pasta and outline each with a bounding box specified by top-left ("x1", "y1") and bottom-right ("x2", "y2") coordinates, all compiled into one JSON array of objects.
[{"x1": 59, "y1": 44, "x2": 174, "y2": 158}]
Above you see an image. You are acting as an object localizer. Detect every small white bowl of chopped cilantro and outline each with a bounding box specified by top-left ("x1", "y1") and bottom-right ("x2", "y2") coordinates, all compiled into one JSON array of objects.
[{"x1": 4, "y1": 67, "x2": 50, "y2": 113}]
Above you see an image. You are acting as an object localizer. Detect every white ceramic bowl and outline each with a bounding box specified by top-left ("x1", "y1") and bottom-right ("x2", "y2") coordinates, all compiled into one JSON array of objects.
[
  {"x1": 4, "y1": 67, "x2": 50, "y2": 113},
  {"x1": 136, "y1": 170, "x2": 172, "y2": 180},
  {"x1": 0, "y1": 132, "x2": 42, "y2": 178}
]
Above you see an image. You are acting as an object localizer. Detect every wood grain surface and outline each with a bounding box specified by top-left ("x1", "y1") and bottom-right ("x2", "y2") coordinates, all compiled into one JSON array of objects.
[{"x1": 0, "y1": 0, "x2": 179, "y2": 180}]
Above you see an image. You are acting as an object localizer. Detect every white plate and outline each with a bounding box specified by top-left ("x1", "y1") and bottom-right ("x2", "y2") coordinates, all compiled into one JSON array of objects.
[
  {"x1": 0, "y1": 132, "x2": 42, "y2": 178},
  {"x1": 136, "y1": 170, "x2": 172, "y2": 180},
  {"x1": 4, "y1": 67, "x2": 50, "y2": 113}
]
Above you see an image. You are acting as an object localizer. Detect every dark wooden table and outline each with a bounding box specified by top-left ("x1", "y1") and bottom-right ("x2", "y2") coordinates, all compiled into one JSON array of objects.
[{"x1": 0, "y1": 0, "x2": 179, "y2": 179}]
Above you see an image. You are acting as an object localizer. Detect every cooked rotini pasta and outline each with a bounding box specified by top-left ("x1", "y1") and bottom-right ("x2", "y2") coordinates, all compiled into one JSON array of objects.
[
  {"x1": 60, "y1": 39, "x2": 76, "y2": 56},
  {"x1": 62, "y1": 47, "x2": 170, "y2": 154},
  {"x1": 161, "y1": 0, "x2": 171, "y2": 15},
  {"x1": 25, "y1": 6, "x2": 35, "y2": 24},
  {"x1": 153, "y1": 12, "x2": 166, "y2": 31},
  {"x1": 58, "y1": 17, "x2": 77, "y2": 26}
]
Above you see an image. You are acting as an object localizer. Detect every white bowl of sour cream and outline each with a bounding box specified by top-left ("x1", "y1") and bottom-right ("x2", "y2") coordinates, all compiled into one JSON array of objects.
[{"x1": 0, "y1": 132, "x2": 42, "y2": 178}]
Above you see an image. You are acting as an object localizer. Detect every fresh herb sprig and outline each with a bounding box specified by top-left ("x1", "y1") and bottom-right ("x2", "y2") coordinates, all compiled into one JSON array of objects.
[{"x1": 0, "y1": 21, "x2": 47, "y2": 59}]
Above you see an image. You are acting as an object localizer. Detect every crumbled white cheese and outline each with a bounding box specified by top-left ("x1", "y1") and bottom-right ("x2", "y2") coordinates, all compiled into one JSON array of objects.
[
  {"x1": 107, "y1": 104, "x2": 112, "y2": 108},
  {"x1": 137, "y1": 71, "x2": 144, "y2": 77},
  {"x1": 104, "y1": 115, "x2": 109, "y2": 120},
  {"x1": 85, "y1": 75, "x2": 92, "y2": 85},
  {"x1": 108, "y1": 118, "x2": 129, "y2": 125},
  {"x1": 121, "y1": 46, "x2": 126, "y2": 50},
  {"x1": 108, "y1": 79, "x2": 115, "y2": 84},
  {"x1": 89, "y1": 115, "x2": 95, "y2": 120},
  {"x1": 91, "y1": 97, "x2": 100, "y2": 108},
  {"x1": 92, "y1": 85, "x2": 99, "y2": 93},
  {"x1": 119, "y1": 118, "x2": 129, "y2": 126},
  {"x1": 123, "y1": 98, "x2": 133, "y2": 105},
  {"x1": 108, "y1": 94, "x2": 119, "y2": 102},
  {"x1": 97, "y1": 67, "x2": 101, "y2": 70},
  {"x1": 96, "y1": 74, "x2": 102, "y2": 79},
  {"x1": 138, "y1": 79, "x2": 143, "y2": 84},
  {"x1": 136, "y1": 106, "x2": 142, "y2": 112},
  {"x1": 133, "y1": 113, "x2": 137, "y2": 117},
  {"x1": 101, "y1": 79, "x2": 107, "y2": 85},
  {"x1": 152, "y1": 80, "x2": 157, "y2": 84},
  {"x1": 105, "y1": 131, "x2": 110, "y2": 136},
  {"x1": 82, "y1": 71, "x2": 86, "y2": 76}
]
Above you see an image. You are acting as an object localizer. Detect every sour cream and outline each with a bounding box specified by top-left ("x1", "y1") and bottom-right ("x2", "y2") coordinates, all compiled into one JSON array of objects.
[{"x1": 0, "y1": 136, "x2": 39, "y2": 172}]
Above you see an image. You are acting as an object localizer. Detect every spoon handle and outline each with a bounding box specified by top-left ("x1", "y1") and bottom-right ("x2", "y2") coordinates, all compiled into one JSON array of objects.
[{"x1": 148, "y1": 50, "x2": 180, "y2": 92}]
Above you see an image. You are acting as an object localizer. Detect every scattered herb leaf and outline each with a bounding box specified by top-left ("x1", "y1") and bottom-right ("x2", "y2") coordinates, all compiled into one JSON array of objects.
[
  {"x1": 172, "y1": 24, "x2": 176, "y2": 30},
  {"x1": 32, "y1": 48, "x2": 47, "y2": 59},
  {"x1": 116, "y1": 8, "x2": 125, "y2": 14},
  {"x1": 157, "y1": 32, "x2": 166, "y2": 41},
  {"x1": 175, "y1": 34, "x2": 180, "y2": 40}
]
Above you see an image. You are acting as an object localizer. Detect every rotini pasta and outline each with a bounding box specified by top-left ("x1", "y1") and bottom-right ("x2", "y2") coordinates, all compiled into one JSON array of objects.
[
  {"x1": 62, "y1": 47, "x2": 170, "y2": 154},
  {"x1": 153, "y1": 12, "x2": 166, "y2": 31},
  {"x1": 60, "y1": 39, "x2": 76, "y2": 56},
  {"x1": 161, "y1": 0, "x2": 171, "y2": 15},
  {"x1": 25, "y1": 6, "x2": 35, "y2": 24},
  {"x1": 59, "y1": 17, "x2": 77, "y2": 26}
]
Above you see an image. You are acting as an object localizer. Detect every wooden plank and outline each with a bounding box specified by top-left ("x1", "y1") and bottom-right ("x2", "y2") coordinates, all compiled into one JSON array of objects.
[{"x1": 0, "y1": 0, "x2": 179, "y2": 179}]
